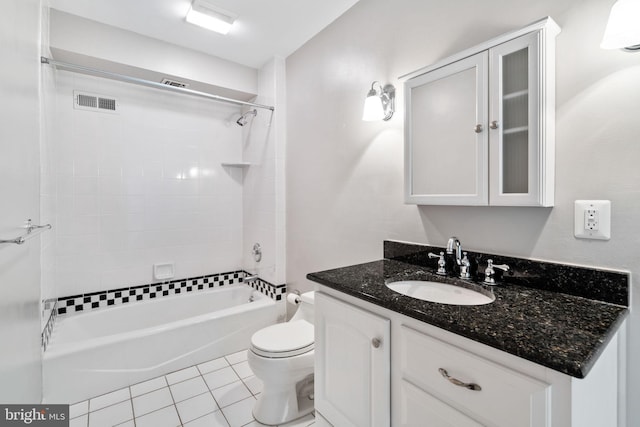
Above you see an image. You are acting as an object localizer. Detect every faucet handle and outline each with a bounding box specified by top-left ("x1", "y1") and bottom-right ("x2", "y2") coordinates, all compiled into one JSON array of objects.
[
  {"x1": 459, "y1": 252, "x2": 471, "y2": 279},
  {"x1": 483, "y1": 259, "x2": 510, "y2": 285},
  {"x1": 428, "y1": 252, "x2": 447, "y2": 276}
]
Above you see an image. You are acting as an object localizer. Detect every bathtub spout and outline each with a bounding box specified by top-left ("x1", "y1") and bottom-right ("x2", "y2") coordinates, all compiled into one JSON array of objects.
[{"x1": 244, "y1": 275, "x2": 259, "y2": 283}]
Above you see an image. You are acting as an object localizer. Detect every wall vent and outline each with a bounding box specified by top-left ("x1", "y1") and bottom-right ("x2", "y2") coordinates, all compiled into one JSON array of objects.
[
  {"x1": 73, "y1": 91, "x2": 118, "y2": 113},
  {"x1": 161, "y1": 78, "x2": 190, "y2": 89}
]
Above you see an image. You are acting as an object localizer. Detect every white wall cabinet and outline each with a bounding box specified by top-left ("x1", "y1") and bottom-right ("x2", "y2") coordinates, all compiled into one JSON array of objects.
[
  {"x1": 404, "y1": 17, "x2": 560, "y2": 206},
  {"x1": 315, "y1": 287, "x2": 622, "y2": 427},
  {"x1": 314, "y1": 292, "x2": 390, "y2": 427}
]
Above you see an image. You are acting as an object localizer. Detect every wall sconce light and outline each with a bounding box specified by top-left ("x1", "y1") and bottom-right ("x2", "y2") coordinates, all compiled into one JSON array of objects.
[
  {"x1": 186, "y1": 0, "x2": 238, "y2": 35},
  {"x1": 601, "y1": 0, "x2": 640, "y2": 51},
  {"x1": 362, "y1": 81, "x2": 395, "y2": 121}
]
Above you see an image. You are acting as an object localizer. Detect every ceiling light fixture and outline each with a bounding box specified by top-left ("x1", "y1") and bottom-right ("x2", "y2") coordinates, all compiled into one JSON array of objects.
[
  {"x1": 362, "y1": 81, "x2": 395, "y2": 121},
  {"x1": 186, "y1": 0, "x2": 238, "y2": 35},
  {"x1": 601, "y1": 0, "x2": 640, "y2": 51}
]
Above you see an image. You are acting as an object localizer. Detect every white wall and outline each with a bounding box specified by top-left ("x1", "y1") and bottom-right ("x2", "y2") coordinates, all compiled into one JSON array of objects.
[
  {"x1": 0, "y1": 0, "x2": 43, "y2": 403},
  {"x1": 285, "y1": 0, "x2": 640, "y2": 422},
  {"x1": 44, "y1": 70, "x2": 246, "y2": 297}
]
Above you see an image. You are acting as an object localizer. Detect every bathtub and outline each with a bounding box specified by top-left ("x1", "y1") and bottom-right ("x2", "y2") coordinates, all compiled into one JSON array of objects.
[{"x1": 43, "y1": 283, "x2": 279, "y2": 404}]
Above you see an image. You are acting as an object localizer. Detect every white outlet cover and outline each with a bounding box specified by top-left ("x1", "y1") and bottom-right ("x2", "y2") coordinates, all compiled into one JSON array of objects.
[{"x1": 574, "y1": 200, "x2": 611, "y2": 240}]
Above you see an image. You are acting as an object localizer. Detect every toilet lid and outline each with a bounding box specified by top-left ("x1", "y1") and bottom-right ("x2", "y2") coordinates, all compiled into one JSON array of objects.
[{"x1": 251, "y1": 320, "x2": 314, "y2": 358}]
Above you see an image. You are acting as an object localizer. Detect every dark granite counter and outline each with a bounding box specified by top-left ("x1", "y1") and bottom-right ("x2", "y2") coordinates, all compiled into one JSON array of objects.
[{"x1": 307, "y1": 242, "x2": 629, "y2": 379}]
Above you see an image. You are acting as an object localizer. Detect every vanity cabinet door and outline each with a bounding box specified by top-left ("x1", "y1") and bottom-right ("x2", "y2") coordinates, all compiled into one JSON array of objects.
[
  {"x1": 489, "y1": 31, "x2": 552, "y2": 206},
  {"x1": 399, "y1": 380, "x2": 483, "y2": 427},
  {"x1": 404, "y1": 52, "x2": 489, "y2": 205},
  {"x1": 315, "y1": 292, "x2": 391, "y2": 427}
]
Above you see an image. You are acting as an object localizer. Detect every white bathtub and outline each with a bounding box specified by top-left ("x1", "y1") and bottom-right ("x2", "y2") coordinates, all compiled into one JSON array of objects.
[{"x1": 43, "y1": 284, "x2": 279, "y2": 403}]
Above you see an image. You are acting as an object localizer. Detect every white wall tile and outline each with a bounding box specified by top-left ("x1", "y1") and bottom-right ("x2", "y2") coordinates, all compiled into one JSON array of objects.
[{"x1": 45, "y1": 71, "x2": 245, "y2": 297}]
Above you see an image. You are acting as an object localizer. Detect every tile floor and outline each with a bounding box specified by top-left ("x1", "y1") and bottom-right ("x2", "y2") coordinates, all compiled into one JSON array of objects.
[{"x1": 67, "y1": 350, "x2": 315, "y2": 427}]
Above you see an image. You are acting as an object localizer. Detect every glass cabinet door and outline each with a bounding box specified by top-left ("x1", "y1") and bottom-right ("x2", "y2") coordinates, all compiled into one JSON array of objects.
[{"x1": 489, "y1": 32, "x2": 542, "y2": 205}]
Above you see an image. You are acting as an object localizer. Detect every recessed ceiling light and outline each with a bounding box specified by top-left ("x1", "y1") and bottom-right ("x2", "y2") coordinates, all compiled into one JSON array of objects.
[{"x1": 186, "y1": 0, "x2": 238, "y2": 35}]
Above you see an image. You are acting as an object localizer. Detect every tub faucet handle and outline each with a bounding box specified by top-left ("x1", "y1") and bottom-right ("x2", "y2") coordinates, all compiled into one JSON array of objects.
[
  {"x1": 484, "y1": 259, "x2": 510, "y2": 285},
  {"x1": 428, "y1": 252, "x2": 447, "y2": 275}
]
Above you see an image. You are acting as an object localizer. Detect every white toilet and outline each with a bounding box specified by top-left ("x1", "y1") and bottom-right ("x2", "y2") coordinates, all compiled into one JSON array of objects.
[{"x1": 247, "y1": 291, "x2": 315, "y2": 426}]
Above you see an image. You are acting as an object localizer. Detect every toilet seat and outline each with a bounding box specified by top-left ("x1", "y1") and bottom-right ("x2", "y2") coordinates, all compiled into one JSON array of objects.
[{"x1": 250, "y1": 320, "x2": 314, "y2": 358}]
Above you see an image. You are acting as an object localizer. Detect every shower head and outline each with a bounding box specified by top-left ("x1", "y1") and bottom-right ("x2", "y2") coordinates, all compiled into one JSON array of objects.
[{"x1": 236, "y1": 109, "x2": 257, "y2": 126}]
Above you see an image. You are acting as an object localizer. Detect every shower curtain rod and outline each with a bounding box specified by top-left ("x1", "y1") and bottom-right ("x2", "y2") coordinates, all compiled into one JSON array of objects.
[{"x1": 41, "y1": 56, "x2": 275, "y2": 112}]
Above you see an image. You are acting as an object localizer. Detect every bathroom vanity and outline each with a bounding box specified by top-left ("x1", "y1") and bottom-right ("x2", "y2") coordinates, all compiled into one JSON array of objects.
[{"x1": 308, "y1": 241, "x2": 628, "y2": 427}]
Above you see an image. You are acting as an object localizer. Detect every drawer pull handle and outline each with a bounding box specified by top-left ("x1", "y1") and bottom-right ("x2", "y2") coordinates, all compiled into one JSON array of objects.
[
  {"x1": 439, "y1": 368, "x2": 482, "y2": 391},
  {"x1": 371, "y1": 338, "x2": 382, "y2": 348}
]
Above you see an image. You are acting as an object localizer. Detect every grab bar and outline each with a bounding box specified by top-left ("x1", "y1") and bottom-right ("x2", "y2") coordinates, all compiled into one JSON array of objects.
[{"x1": 0, "y1": 219, "x2": 52, "y2": 245}]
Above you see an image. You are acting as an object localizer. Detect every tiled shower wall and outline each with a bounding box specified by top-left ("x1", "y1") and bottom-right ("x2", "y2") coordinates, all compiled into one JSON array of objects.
[
  {"x1": 42, "y1": 69, "x2": 247, "y2": 299},
  {"x1": 242, "y1": 58, "x2": 286, "y2": 287}
]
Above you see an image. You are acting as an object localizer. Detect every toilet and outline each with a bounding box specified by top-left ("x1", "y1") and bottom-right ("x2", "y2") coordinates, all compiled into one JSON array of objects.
[{"x1": 247, "y1": 291, "x2": 315, "y2": 426}]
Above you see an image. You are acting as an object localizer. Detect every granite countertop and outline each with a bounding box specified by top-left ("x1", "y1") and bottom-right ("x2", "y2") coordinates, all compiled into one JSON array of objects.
[{"x1": 307, "y1": 257, "x2": 628, "y2": 379}]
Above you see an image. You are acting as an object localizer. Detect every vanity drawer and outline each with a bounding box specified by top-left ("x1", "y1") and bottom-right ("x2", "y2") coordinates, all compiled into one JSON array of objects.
[{"x1": 399, "y1": 325, "x2": 551, "y2": 427}]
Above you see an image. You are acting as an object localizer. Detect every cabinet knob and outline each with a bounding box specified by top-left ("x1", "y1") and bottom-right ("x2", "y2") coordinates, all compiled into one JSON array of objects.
[
  {"x1": 474, "y1": 124, "x2": 483, "y2": 133},
  {"x1": 489, "y1": 120, "x2": 499, "y2": 129},
  {"x1": 371, "y1": 338, "x2": 382, "y2": 348}
]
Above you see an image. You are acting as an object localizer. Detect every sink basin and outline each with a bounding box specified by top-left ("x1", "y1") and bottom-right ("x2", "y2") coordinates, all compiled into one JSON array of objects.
[{"x1": 386, "y1": 280, "x2": 495, "y2": 306}]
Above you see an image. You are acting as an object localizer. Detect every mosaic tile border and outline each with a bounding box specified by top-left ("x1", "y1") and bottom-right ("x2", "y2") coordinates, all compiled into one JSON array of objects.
[
  {"x1": 41, "y1": 298, "x2": 58, "y2": 353},
  {"x1": 56, "y1": 271, "x2": 245, "y2": 316},
  {"x1": 244, "y1": 276, "x2": 287, "y2": 301}
]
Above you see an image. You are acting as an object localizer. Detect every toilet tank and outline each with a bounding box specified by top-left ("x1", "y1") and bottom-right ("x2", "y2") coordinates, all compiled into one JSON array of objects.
[{"x1": 290, "y1": 291, "x2": 315, "y2": 323}]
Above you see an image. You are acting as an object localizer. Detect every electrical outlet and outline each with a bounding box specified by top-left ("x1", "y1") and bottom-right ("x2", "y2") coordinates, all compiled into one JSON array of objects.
[{"x1": 574, "y1": 200, "x2": 610, "y2": 240}]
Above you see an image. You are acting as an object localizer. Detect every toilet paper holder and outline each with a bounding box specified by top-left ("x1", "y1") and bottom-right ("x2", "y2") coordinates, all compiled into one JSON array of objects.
[{"x1": 287, "y1": 290, "x2": 301, "y2": 305}]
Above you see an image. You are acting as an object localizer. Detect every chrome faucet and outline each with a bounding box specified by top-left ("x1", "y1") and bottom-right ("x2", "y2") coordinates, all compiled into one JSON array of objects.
[{"x1": 446, "y1": 236, "x2": 463, "y2": 267}]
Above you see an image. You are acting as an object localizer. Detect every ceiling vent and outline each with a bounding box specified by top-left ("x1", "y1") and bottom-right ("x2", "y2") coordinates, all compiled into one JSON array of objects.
[
  {"x1": 73, "y1": 91, "x2": 118, "y2": 113},
  {"x1": 161, "y1": 78, "x2": 190, "y2": 89}
]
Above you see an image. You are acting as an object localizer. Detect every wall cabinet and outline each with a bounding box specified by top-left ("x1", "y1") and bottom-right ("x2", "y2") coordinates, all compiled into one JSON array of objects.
[
  {"x1": 403, "y1": 17, "x2": 560, "y2": 206},
  {"x1": 315, "y1": 287, "x2": 621, "y2": 427}
]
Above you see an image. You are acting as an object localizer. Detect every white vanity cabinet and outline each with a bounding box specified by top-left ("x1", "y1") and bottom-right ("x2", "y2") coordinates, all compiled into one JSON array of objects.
[
  {"x1": 404, "y1": 17, "x2": 560, "y2": 206},
  {"x1": 315, "y1": 288, "x2": 621, "y2": 427},
  {"x1": 314, "y1": 292, "x2": 391, "y2": 427}
]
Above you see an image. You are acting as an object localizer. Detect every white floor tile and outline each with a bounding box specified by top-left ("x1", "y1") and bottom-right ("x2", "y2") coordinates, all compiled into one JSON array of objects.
[
  {"x1": 242, "y1": 376, "x2": 263, "y2": 396},
  {"x1": 183, "y1": 410, "x2": 230, "y2": 427},
  {"x1": 166, "y1": 366, "x2": 200, "y2": 385},
  {"x1": 89, "y1": 388, "x2": 131, "y2": 412},
  {"x1": 225, "y1": 350, "x2": 248, "y2": 365},
  {"x1": 220, "y1": 396, "x2": 256, "y2": 427},
  {"x1": 135, "y1": 405, "x2": 181, "y2": 427},
  {"x1": 114, "y1": 421, "x2": 135, "y2": 427},
  {"x1": 88, "y1": 400, "x2": 133, "y2": 427},
  {"x1": 175, "y1": 392, "x2": 219, "y2": 423},
  {"x1": 70, "y1": 400, "x2": 88, "y2": 419},
  {"x1": 131, "y1": 376, "x2": 168, "y2": 397},
  {"x1": 132, "y1": 387, "x2": 174, "y2": 417},
  {"x1": 203, "y1": 366, "x2": 240, "y2": 390},
  {"x1": 170, "y1": 376, "x2": 209, "y2": 403},
  {"x1": 197, "y1": 357, "x2": 229, "y2": 374},
  {"x1": 212, "y1": 380, "x2": 252, "y2": 408},
  {"x1": 69, "y1": 414, "x2": 88, "y2": 427},
  {"x1": 231, "y1": 361, "x2": 253, "y2": 379}
]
